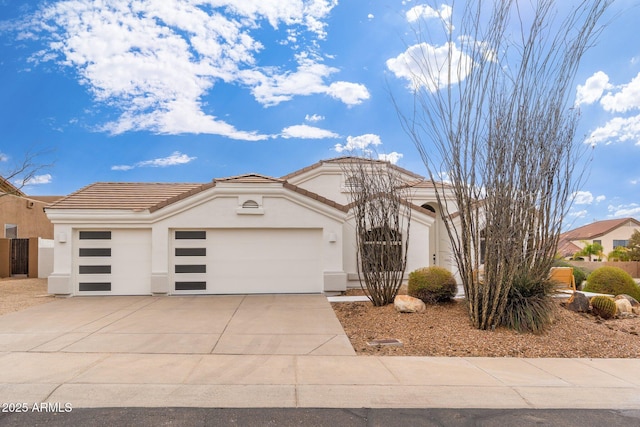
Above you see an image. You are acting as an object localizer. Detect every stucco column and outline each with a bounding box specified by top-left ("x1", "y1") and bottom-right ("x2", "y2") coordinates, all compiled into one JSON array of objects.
[{"x1": 150, "y1": 226, "x2": 170, "y2": 294}]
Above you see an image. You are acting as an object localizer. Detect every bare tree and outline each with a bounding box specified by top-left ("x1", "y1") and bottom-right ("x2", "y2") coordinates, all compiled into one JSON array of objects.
[
  {"x1": 341, "y1": 156, "x2": 412, "y2": 306},
  {"x1": 0, "y1": 148, "x2": 54, "y2": 197},
  {"x1": 396, "y1": 0, "x2": 611, "y2": 329}
]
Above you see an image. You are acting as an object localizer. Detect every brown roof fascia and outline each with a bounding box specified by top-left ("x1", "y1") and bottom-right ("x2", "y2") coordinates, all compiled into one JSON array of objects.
[
  {"x1": 343, "y1": 193, "x2": 436, "y2": 218},
  {"x1": 149, "y1": 181, "x2": 216, "y2": 213},
  {"x1": 0, "y1": 177, "x2": 26, "y2": 197},
  {"x1": 281, "y1": 156, "x2": 424, "y2": 181},
  {"x1": 282, "y1": 182, "x2": 349, "y2": 213}
]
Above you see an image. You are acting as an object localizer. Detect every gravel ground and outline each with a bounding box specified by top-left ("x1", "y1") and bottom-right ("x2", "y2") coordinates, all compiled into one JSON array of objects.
[
  {"x1": 332, "y1": 293, "x2": 640, "y2": 358},
  {"x1": 0, "y1": 278, "x2": 55, "y2": 316}
]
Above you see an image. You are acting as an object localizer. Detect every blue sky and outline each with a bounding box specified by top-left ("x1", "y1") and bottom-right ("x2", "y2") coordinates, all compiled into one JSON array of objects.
[{"x1": 0, "y1": 0, "x2": 639, "y2": 229}]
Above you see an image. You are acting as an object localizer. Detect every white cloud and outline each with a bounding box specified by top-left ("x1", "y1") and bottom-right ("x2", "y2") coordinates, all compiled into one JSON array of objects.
[
  {"x1": 600, "y1": 72, "x2": 640, "y2": 113},
  {"x1": 406, "y1": 4, "x2": 452, "y2": 24},
  {"x1": 568, "y1": 209, "x2": 588, "y2": 218},
  {"x1": 112, "y1": 151, "x2": 196, "y2": 171},
  {"x1": 305, "y1": 114, "x2": 324, "y2": 122},
  {"x1": 281, "y1": 124, "x2": 338, "y2": 139},
  {"x1": 0, "y1": 153, "x2": 7, "y2": 162},
  {"x1": 326, "y1": 81, "x2": 370, "y2": 105},
  {"x1": 367, "y1": 13, "x2": 374, "y2": 20},
  {"x1": 608, "y1": 203, "x2": 640, "y2": 218},
  {"x1": 387, "y1": 42, "x2": 472, "y2": 92},
  {"x1": 378, "y1": 152, "x2": 403, "y2": 164},
  {"x1": 573, "y1": 190, "x2": 594, "y2": 205},
  {"x1": 334, "y1": 134, "x2": 382, "y2": 153},
  {"x1": 575, "y1": 71, "x2": 610, "y2": 106},
  {"x1": 586, "y1": 114, "x2": 640, "y2": 146},
  {"x1": 245, "y1": 56, "x2": 370, "y2": 107},
  {"x1": 20, "y1": 174, "x2": 52, "y2": 185},
  {"x1": 11, "y1": 0, "x2": 362, "y2": 138},
  {"x1": 595, "y1": 195, "x2": 606, "y2": 203}
]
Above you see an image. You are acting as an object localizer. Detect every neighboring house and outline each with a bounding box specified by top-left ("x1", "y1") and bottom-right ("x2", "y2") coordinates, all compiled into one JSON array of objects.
[
  {"x1": 558, "y1": 217, "x2": 640, "y2": 260},
  {"x1": 45, "y1": 157, "x2": 459, "y2": 296},
  {"x1": 0, "y1": 178, "x2": 58, "y2": 240},
  {"x1": 0, "y1": 177, "x2": 61, "y2": 277}
]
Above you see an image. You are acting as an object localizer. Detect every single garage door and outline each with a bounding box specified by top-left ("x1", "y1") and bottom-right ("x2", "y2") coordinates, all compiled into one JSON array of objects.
[
  {"x1": 74, "y1": 229, "x2": 151, "y2": 295},
  {"x1": 172, "y1": 228, "x2": 323, "y2": 294}
]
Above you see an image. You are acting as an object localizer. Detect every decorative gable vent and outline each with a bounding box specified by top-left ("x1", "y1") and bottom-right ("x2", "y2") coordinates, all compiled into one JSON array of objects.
[{"x1": 242, "y1": 200, "x2": 259, "y2": 208}]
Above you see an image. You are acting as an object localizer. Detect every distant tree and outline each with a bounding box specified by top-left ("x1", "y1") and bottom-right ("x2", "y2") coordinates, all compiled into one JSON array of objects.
[
  {"x1": 574, "y1": 241, "x2": 604, "y2": 262},
  {"x1": 607, "y1": 246, "x2": 630, "y2": 262},
  {"x1": 340, "y1": 156, "x2": 412, "y2": 306},
  {"x1": 628, "y1": 230, "x2": 640, "y2": 262},
  {"x1": 395, "y1": 0, "x2": 611, "y2": 330}
]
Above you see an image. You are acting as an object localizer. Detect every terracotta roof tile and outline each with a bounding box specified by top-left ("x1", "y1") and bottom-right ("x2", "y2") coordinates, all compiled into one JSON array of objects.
[
  {"x1": 281, "y1": 156, "x2": 424, "y2": 181},
  {"x1": 560, "y1": 218, "x2": 640, "y2": 241},
  {"x1": 47, "y1": 182, "x2": 206, "y2": 211}
]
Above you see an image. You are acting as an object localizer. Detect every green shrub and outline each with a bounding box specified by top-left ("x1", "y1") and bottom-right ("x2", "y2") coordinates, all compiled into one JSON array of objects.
[
  {"x1": 408, "y1": 266, "x2": 457, "y2": 304},
  {"x1": 500, "y1": 273, "x2": 555, "y2": 334},
  {"x1": 583, "y1": 266, "x2": 640, "y2": 300},
  {"x1": 552, "y1": 260, "x2": 588, "y2": 290}
]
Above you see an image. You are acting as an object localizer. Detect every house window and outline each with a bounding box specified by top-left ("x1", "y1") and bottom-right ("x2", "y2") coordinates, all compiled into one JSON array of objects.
[
  {"x1": 362, "y1": 226, "x2": 402, "y2": 272},
  {"x1": 79, "y1": 248, "x2": 112, "y2": 257},
  {"x1": 593, "y1": 239, "x2": 602, "y2": 245},
  {"x1": 242, "y1": 200, "x2": 259, "y2": 208},
  {"x1": 175, "y1": 230, "x2": 206, "y2": 240},
  {"x1": 613, "y1": 240, "x2": 629, "y2": 248},
  {"x1": 4, "y1": 224, "x2": 17, "y2": 239},
  {"x1": 79, "y1": 231, "x2": 111, "y2": 240}
]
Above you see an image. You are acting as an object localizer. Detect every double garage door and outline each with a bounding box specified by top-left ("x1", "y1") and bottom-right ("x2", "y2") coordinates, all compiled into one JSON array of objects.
[
  {"x1": 172, "y1": 228, "x2": 323, "y2": 294},
  {"x1": 75, "y1": 228, "x2": 323, "y2": 295}
]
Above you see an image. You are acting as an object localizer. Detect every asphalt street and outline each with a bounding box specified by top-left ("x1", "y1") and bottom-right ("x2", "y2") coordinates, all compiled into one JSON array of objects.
[{"x1": 1, "y1": 408, "x2": 640, "y2": 427}]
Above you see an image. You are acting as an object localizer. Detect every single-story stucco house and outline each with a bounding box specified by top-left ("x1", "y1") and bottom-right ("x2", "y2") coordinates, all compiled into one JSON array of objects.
[{"x1": 45, "y1": 157, "x2": 458, "y2": 296}]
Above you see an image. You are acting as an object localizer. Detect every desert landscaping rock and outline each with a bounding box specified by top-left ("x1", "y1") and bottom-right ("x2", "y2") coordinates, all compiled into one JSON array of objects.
[
  {"x1": 393, "y1": 295, "x2": 426, "y2": 313},
  {"x1": 615, "y1": 298, "x2": 633, "y2": 315},
  {"x1": 332, "y1": 292, "x2": 640, "y2": 357},
  {"x1": 565, "y1": 291, "x2": 590, "y2": 313}
]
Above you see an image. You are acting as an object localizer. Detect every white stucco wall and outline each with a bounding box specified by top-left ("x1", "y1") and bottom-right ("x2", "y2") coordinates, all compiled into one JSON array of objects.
[{"x1": 47, "y1": 185, "x2": 347, "y2": 295}]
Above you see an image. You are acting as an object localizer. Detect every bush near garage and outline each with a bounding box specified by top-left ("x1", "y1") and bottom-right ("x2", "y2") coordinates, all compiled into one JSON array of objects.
[{"x1": 408, "y1": 266, "x2": 457, "y2": 304}]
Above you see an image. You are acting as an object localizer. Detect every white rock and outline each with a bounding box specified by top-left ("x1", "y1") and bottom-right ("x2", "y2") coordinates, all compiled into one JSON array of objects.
[
  {"x1": 394, "y1": 295, "x2": 426, "y2": 313},
  {"x1": 615, "y1": 298, "x2": 633, "y2": 314}
]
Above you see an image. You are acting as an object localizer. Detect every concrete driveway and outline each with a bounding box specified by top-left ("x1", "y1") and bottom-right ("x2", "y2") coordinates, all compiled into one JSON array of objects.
[{"x1": 0, "y1": 294, "x2": 355, "y2": 356}]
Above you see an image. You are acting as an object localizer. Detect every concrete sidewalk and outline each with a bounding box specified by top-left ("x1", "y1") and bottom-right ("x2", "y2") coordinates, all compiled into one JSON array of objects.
[
  {"x1": 0, "y1": 296, "x2": 638, "y2": 409},
  {"x1": 1, "y1": 353, "x2": 638, "y2": 409}
]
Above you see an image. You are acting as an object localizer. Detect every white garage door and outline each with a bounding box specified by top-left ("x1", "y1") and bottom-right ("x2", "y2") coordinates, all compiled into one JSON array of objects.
[
  {"x1": 74, "y1": 229, "x2": 151, "y2": 295},
  {"x1": 172, "y1": 228, "x2": 323, "y2": 294}
]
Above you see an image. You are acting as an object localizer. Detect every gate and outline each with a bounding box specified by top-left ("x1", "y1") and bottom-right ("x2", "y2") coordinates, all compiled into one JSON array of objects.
[{"x1": 11, "y1": 238, "x2": 29, "y2": 276}]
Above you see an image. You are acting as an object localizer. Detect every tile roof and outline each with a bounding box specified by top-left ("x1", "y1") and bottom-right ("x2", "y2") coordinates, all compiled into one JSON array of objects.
[
  {"x1": 0, "y1": 177, "x2": 25, "y2": 197},
  {"x1": 281, "y1": 156, "x2": 425, "y2": 181},
  {"x1": 560, "y1": 218, "x2": 640, "y2": 241},
  {"x1": 47, "y1": 182, "x2": 207, "y2": 211},
  {"x1": 45, "y1": 175, "x2": 349, "y2": 214}
]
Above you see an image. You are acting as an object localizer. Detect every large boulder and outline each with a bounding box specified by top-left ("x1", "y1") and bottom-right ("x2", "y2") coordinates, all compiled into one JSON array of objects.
[
  {"x1": 565, "y1": 292, "x2": 590, "y2": 313},
  {"x1": 394, "y1": 295, "x2": 426, "y2": 313}
]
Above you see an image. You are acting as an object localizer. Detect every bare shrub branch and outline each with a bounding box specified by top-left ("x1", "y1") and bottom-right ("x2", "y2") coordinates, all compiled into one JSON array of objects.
[
  {"x1": 395, "y1": 0, "x2": 611, "y2": 329},
  {"x1": 340, "y1": 155, "x2": 412, "y2": 306}
]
